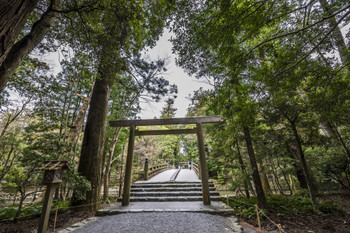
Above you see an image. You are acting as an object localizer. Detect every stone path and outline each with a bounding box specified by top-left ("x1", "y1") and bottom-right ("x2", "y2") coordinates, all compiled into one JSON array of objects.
[
  {"x1": 136, "y1": 168, "x2": 200, "y2": 183},
  {"x1": 139, "y1": 169, "x2": 178, "y2": 183},
  {"x1": 175, "y1": 169, "x2": 200, "y2": 182},
  {"x1": 62, "y1": 212, "x2": 242, "y2": 233},
  {"x1": 97, "y1": 201, "x2": 234, "y2": 215},
  {"x1": 57, "y1": 168, "x2": 256, "y2": 233}
]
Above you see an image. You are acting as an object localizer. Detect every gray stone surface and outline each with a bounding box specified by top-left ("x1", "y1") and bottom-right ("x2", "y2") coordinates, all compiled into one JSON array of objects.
[
  {"x1": 175, "y1": 169, "x2": 200, "y2": 182},
  {"x1": 135, "y1": 169, "x2": 200, "y2": 183},
  {"x1": 73, "y1": 212, "x2": 242, "y2": 233},
  {"x1": 97, "y1": 201, "x2": 234, "y2": 214},
  {"x1": 136, "y1": 169, "x2": 178, "y2": 183}
]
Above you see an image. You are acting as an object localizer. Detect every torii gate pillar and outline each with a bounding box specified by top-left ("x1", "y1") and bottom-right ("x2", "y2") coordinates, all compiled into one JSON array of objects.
[
  {"x1": 122, "y1": 126, "x2": 135, "y2": 206},
  {"x1": 109, "y1": 116, "x2": 223, "y2": 206},
  {"x1": 196, "y1": 123, "x2": 210, "y2": 205}
]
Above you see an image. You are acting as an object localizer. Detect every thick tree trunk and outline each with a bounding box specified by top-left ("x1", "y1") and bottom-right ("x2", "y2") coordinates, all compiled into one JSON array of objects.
[
  {"x1": 319, "y1": 0, "x2": 349, "y2": 65},
  {"x1": 70, "y1": 74, "x2": 112, "y2": 210},
  {"x1": 286, "y1": 142, "x2": 308, "y2": 189},
  {"x1": 290, "y1": 122, "x2": 318, "y2": 210},
  {"x1": 243, "y1": 126, "x2": 268, "y2": 209},
  {"x1": 0, "y1": 0, "x2": 39, "y2": 67},
  {"x1": 0, "y1": 0, "x2": 61, "y2": 93},
  {"x1": 258, "y1": 163, "x2": 273, "y2": 195}
]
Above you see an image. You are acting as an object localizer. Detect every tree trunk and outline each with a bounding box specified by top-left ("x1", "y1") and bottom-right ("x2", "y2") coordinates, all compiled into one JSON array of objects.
[
  {"x1": 290, "y1": 121, "x2": 318, "y2": 210},
  {"x1": 243, "y1": 126, "x2": 268, "y2": 209},
  {"x1": 276, "y1": 156, "x2": 293, "y2": 195},
  {"x1": 14, "y1": 190, "x2": 25, "y2": 222},
  {"x1": 0, "y1": 0, "x2": 39, "y2": 67},
  {"x1": 286, "y1": 142, "x2": 308, "y2": 189},
  {"x1": 103, "y1": 127, "x2": 122, "y2": 202},
  {"x1": 67, "y1": 94, "x2": 91, "y2": 144},
  {"x1": 319, "y1": 0, "x2": 349, "y2": 66},
  {"x1": 328, "y1": 121, "x2": 350, "y2": 161},
  {"x1": 258, "y1": 163, "x2": 273, "y2": 195},
  {"x1": 70, "y1": 71, "x2": 112, "y2": 210},
  {"x1": 234, "y1": 138, "x2": 250, "y2": 198},
  {"x1": 0, "y1": 0, "x2": 61, "y2": 93},
  {"x1": 268, "y1": 155, "x2": 286, "y2": 195}
]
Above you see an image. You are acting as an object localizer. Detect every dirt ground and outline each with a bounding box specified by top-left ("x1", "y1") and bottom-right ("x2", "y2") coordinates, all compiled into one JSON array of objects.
[
  {"x1": 242, "y1": 212, "x2": 350, "y2": 233},
  {"x1": 242, "y1": 194, "x2": 350, "y2": 233},
  {"x1": 0, "y1": 211, "x2": 94, "y2": 233}
]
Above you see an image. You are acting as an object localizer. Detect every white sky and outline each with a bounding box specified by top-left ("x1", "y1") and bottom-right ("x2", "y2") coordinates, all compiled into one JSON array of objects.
[
  {"x1": 138, "y1": 29, "x2": 213, "y2": 119},
  {"x1": 41, "y1": 29, "x2": 212, "y2": 119}
]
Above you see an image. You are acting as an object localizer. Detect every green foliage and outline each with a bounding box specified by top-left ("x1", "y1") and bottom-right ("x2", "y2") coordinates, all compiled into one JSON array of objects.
[
  {"x1": 0, "y1": 200, "x2": 70, "y2": 220},
  {"x1": 67, "y1": 171, "x2": 91, "y2": 201},
  {"x1": 226, "y1": 195, "x2": 346, "y2": 219}
]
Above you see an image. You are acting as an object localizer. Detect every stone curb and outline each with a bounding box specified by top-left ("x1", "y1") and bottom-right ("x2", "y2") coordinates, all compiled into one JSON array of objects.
[
  {"x1": 96, "y1": 208, "x2": 236, "y2": 217},
  {"x1": 56, "y1": 217, "x2": 101, "y2": 233}
]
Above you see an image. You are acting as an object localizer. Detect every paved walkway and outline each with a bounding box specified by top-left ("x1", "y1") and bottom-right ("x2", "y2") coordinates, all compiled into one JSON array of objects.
[
  {"x1": 176, "y1": 169, "x2": 200, "y2": 182},
  {"x1": 136, "y1": 169, "x2": 200, "y2": 183},
  {"x1": 57, "y1": 169, "x2": 251, "y2": 233},
  {"x1": 71, "y1": 212, "x2": 241, "y2": 233},
  {"x1": 97, "y1": 201, "x2": 234, "y2": 215}
]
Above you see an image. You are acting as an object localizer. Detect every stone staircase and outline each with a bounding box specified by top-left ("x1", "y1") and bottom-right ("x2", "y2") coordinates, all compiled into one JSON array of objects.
[{"x1": 122, "y1": 181, "x2": 222, "y2": 202}]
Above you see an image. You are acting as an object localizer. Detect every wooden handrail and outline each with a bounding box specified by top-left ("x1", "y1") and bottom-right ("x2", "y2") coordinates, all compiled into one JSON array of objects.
[
  {"x1": 136, "y1": 163, "x2": 169, "y2": 181},
  {"x1": 192, "y1": 163, "x2": 200, "y2": 179},
  {"x1": 148, "y1": 163, "x2": 168, "y2": 178}
]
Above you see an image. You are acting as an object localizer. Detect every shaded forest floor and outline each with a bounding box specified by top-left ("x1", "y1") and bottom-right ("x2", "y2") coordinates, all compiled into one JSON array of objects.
[
  {"x1": 229, "y1": 193, "x2": 350, "y2": 233},
  {"x1": 0, "y1": 210, "x2": 95, "y2": 233}
]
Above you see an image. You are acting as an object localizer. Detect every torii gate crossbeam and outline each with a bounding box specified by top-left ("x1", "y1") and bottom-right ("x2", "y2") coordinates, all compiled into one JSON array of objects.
[{"x1": 109, "y1": 116, "x2": 224, "y2": 206}]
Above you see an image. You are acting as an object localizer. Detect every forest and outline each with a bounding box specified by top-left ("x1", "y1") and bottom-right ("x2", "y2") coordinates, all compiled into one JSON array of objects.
[{"x1": 0, "y1": 0, "x2": 350, "y2": 232}]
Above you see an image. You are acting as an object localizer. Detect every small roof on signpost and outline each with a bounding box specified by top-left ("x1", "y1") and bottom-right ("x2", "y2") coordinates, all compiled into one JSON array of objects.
[{"x1": 39, "y1": 161, "x2": 69, "y2": 171}]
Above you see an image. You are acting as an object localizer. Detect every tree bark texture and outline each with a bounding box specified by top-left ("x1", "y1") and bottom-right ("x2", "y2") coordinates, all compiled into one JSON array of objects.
[
  {"x1": 67, "y1": 94, "x2": 91, "y2": 144},
  {"x1": 286, "y1": 142, "x2": 309, "y2": 189},
  {"x1": 71, "y1": 75, "x2": 112, "y2": 210},
  {"x1": 258, "y1": 163, "x2": 273, "y2": 195},
  {"x1": 103, "y1": 127, "x2": 122, "y2": 202},
  {"x1": 0, "y1": 0, "x2": 61, "y2": 93},
  {"x1": 319, "y1": 0, "x2": 349, "y2": 65},
  {"x1": 234, "y1": 138, "x2": 250, "y2": 198},
  {"x1": 243, "y1": 126, "x2": 268, "y2": 209},
  {"x1": 290, "y1": 122, "x2": 318, "y2": 210},
  {"x1": 0, "y1": 0, "x2": 39, "y2": 67}
]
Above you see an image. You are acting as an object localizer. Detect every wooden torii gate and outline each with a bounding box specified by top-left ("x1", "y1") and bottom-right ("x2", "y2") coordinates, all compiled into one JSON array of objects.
[{"x1": 109, "y1": 116, "x2": 223, "y2": 206}]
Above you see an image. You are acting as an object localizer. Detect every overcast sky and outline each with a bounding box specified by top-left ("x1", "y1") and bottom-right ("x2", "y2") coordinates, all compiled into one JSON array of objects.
[
  {"x1": 41, "y1": 29, "x2": 212, "y2": 119},
  {"x1": 138, "y1": 29, "x2": 212, "y2": 119}
]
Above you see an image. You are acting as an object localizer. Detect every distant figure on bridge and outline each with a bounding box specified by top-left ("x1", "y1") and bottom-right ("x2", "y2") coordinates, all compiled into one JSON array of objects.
[{"x1": 189, "y1": 161, "x2": 192, "y2": 170}]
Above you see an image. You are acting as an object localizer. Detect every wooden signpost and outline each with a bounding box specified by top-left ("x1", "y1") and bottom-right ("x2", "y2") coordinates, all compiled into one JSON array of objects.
[{"x1": 38, "y1": 161, "x2": 69, "y2": 233}]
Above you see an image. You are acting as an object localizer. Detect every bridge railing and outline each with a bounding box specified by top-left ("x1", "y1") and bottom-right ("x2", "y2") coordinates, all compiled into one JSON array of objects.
[
  {"x1": 147, "y1": 163, "x2": 168, "y2": 179},
  {"x1": 192, "y1": 163, "x2": 201, "y2": 179},
  {"x1": 136, "y1": 160, "x2": 169, "y2": 181}
]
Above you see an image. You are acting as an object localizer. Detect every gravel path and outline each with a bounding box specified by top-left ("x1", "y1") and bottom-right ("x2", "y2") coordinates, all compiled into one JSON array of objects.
[{"x1": 73, "y1": 212, "x2": 237, "y2": 233}]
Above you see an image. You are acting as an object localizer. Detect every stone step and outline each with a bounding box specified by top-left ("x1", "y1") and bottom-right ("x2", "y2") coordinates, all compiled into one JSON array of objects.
[
  {"x1": 131, "y1": 187, "x2": 216, "y2": 192},
  {"x1": 118, "y1": 196, "x2": 223, "y2": 202},
  {"x1": 131, "y1": 191, "x2": 220, "y2": 197}
]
